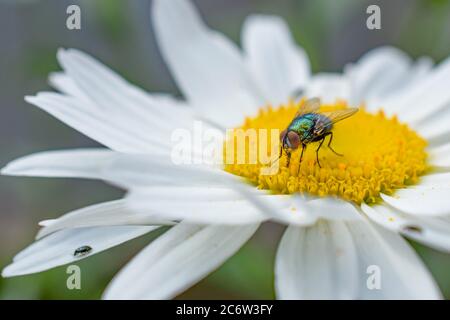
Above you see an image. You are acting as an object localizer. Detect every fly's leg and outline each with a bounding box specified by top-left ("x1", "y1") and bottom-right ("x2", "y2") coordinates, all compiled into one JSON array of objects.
[
  {"x1": 286, "y1": 151, "x2": 291, "y2": 168},
  {"x1": 297, "y1": 144, "x2": 306, "y2": 175},
  {"x1": 299, "y1": 144, "x2": 306, "y2": 164},
  {"x1": 327, "y1": 132, "x2": 343, "y2": 156},
  {"x1": 316, "y1": 137, "x2": 325, "y2": 168},
  {"x1": 279, "y1": 146, "x2": 291, "y2": 168},
  {"x1": 278, "y1": 145, "x2": 283, "y2": 160}
]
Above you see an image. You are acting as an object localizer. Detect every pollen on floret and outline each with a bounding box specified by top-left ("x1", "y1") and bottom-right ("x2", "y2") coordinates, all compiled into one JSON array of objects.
[{"x1": 223, "y1": 100, "x2": 428, "y2": 204}]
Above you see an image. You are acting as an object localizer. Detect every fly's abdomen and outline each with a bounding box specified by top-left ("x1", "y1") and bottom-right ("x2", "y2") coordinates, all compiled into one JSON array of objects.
[{"x1": 314, "y1": 114, "x2": 333, "y2": 133}]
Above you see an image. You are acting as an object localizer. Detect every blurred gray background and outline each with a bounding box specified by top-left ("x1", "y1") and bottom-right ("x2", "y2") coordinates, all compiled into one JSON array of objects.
[{"x1": 1, "y1": 0, "x2": 450, "y2": 299}]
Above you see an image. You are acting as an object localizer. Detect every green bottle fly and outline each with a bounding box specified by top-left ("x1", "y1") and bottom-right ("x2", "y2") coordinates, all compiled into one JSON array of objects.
[{"x1": 279, "y1": 98, "x2": 358, "y2": 169}]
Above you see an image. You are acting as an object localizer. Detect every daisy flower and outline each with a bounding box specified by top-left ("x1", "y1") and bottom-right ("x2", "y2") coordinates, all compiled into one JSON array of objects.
[{"x1": 3, "y1": 0, "x2": 450, "y2": 299}]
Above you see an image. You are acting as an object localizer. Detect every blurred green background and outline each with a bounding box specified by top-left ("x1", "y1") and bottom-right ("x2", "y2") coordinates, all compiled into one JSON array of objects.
[{"x1": 1, "y1": 0, "x2": 450, "y2": 299}]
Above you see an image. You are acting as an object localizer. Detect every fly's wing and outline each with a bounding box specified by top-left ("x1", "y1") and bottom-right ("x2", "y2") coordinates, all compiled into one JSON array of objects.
[
  {"x1": 313, "y1": 108, "x2": 359, "y2": 134},
  {"x1": 320, "y1": 108, "x2": 359, "y2": 126},
  {"x1": 294, "y1": 97, "x2": 321, "y2": 118}
]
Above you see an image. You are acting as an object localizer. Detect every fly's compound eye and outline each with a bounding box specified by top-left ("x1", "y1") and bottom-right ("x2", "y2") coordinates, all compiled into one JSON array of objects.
[
  {"x1": 287, "y1": 131, "x2": 301, "y2": 149},
  {"x1": 280, "y1": 129, "x2": 289, "y2": 148}
]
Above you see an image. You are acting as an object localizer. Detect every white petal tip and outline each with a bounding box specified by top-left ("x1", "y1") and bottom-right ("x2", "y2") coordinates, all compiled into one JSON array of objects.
[
  {"x1": 1, "y1": 164, "x2": 19, "y2": 176},
  {"x1": 1, "y1": 160, "x2": 33, "y2": 176},
  {"x1": 56, "y1": 48, "x2": 72, "y2": 65},
  {"x1": 48, "y1": 72, "x2": 63, "y2": 82},
  {"x1": 2, "y1": 265, "x2": 18, "y2": 278},
  {"x1": 56, "y1": 47, "x2": 67, "y2": 57},
  {"x1": 2, "y1": 263, "x2": 34, "y2": 278},
  {"x1": 24, "y1": 95, "x2": 38, "y2": 104},
  {"x1": 57, "y1": 48, "x2": 82, "y2": 60},
  {"x1": 38, "y1": 219, "x2": 56, "y2": 227}
]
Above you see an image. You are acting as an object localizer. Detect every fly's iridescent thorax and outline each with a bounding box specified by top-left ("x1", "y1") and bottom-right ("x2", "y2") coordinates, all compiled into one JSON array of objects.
[{"x1": 288, "y1": 113, "x2": 332, "y2": 142}]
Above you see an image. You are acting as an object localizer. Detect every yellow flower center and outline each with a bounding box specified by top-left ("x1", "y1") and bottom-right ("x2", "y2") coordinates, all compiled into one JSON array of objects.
[{"x1": 224, "y1": 100, "x2": 428, "y2": 204}]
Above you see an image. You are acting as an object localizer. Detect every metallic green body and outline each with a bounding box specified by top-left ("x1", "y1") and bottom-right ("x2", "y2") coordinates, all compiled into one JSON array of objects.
[{"x1": 287, "y1": 113, "x2": 332, "y2": 143}]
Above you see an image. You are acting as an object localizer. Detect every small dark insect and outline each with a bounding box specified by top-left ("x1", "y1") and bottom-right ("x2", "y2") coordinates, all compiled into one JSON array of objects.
[
  {"x1": 403, "y1": 225, "x2": 423, "y2": 233},
  {"x1": 279, "y1": 97, "x2": 358, "y2": 169},
  {"x1": 73, "y1": 245, "x2": 92, "y2": 258}
]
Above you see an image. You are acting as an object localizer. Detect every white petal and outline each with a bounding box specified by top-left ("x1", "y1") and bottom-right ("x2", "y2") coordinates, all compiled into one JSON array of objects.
[
  {"x1": 370, "y1": 56, "x2": 433, "y2": 112},
  {"x1": 347, "y1": 219, "x2": 441, "y2": 299},
  {"x1": 48, "y1": 72, "x2": 90, "y2": 101},
  {"x1": 381, "y1": 55, "x2": 450, "y2": 123},
  {"x1": 152, "y1": 0, "x2": 262, "y2": 127},
  {"x1": 417, "y1": 172, "x2": 450, "y2": 188},
  {"x1": 428, "y1": 143, "x2": 450, "y2": 168},
  {"x1": 344, "y1": 47, "x2": 421, "y2": 107},
  {"x1": 303, "y1": 73, "x2": 351, "y2": 104},
  {"x1": 26, "y1": 93, "x2": 163, "y2": 153},
  {"x1": 127, "y1": 187, "x2": 267, "y2": 225},
  {"x1": 36, "y1": 199, "x2": 176, "y2": 239},
  {"x1": 56, "y1": 49, "x2": 193, "y2": 127},
  {"x1": 38, "y1": 219, "x2": 55, "y2": 227},
  {"x1": 361, "y1": 203, "x2": 450, "y2": 253},
  {"x1": 413, "y1": 105, "x2": 450, "y2": 146},
  {"x1": 103, "y1": 223, "x2": 259, "y2": 299},
  {"x1": 2, "y1": 226, "x2": 156, "y2": 277},
  {"x1": 2, "y1": 150, "x2": 234, "y2": 189},
  {"x1": 256, "y1": 195, "x2": 362, "y2": 226},
  {"x1": 276, "y1": 218, "x2": 441, "y2": 299},
  {"x1": 1, "y1": 149, "x2": 113, "y2": 178},
  {"x1": 275, "y1": 220, "x2": 359, "y2": 299},
  {"x1": 103, "y1": 153, "x2": 234, "y2": 188},
  {"x1": 242, "y1": 14, "x2": 310, "y2": 105},
  {"x1": 381, "y1": 186, "x2": 450, "y2": 216},
  {"x1": 35, "y1": 49, "x2": 195, "y2": 153}
]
